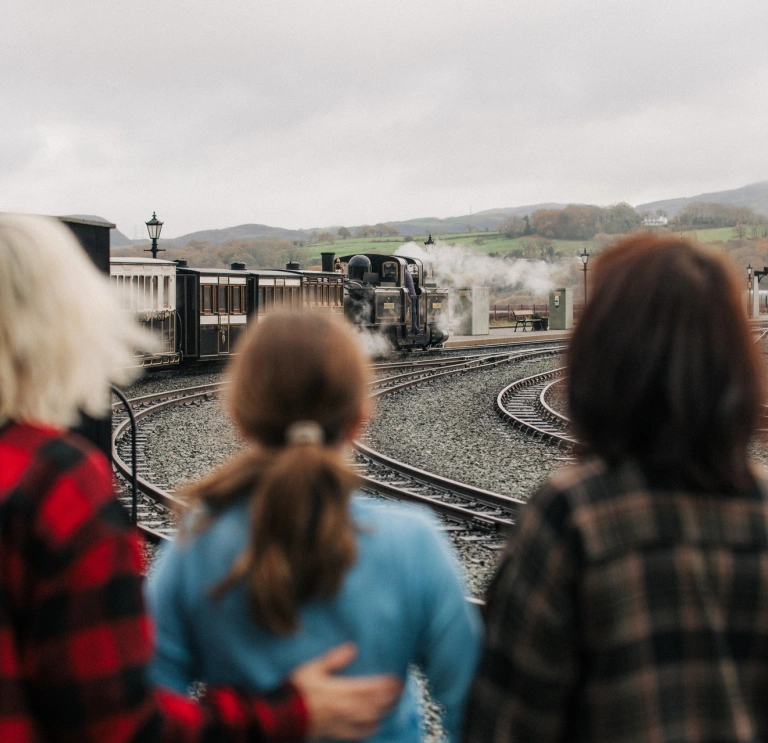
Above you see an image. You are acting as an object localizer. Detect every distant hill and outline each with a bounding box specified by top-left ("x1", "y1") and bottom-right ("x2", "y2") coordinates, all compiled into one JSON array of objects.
[
  {"x1": 155, "y1": 206, "x2": 571, "y2": 247},
  {"x1": 107, "y1": 181, "x2": 768, "y2": 252},
  {"x1": 163, "y1": 222, "x2": 309, "y2": 248},
  {"x1": 636, "y1": 181, "x2": 768, "y2": 218},
  {"x1": 382, "y1": 203, "x2": 569, "y2": 235}
]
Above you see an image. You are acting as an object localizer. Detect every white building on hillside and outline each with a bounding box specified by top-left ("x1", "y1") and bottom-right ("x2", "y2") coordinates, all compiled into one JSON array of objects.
[{"x1": 642, "y1": 215, "x2": 669, "y2": 227}]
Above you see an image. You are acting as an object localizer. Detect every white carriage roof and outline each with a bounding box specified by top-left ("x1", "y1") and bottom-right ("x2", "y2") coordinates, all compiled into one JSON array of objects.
[{"x1": 110, "y1": 256, "x2": 176, "y2": 265}]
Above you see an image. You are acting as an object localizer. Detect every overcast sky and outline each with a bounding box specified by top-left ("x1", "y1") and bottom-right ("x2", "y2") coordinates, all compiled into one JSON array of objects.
[{"x1": 3, "y1": 0, "x2": 768, "y2": 238}]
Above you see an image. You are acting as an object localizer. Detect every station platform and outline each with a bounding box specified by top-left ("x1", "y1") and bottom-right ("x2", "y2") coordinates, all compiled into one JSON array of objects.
[{"x1": 445, "y1": 326, "x2": 571, "y2": 348}]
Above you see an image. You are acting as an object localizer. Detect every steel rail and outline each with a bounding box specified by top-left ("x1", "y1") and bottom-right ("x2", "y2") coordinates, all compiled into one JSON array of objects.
[
  {"x1": 538, "y1": 376, "x2": 570, "y2": 426},
  {"x1": 496, "y1": 367, "x2": 575, "y2": 449},
  {"x1": 113, "y1": 346, "x2": 564, "y2": 541}
]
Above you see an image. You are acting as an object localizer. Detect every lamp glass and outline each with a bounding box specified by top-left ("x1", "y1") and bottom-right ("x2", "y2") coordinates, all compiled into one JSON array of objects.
[
  {"x1": 581, "y1": 249, "x2": 590, "y2": 266},
  {"x1": 146, "y1": 212, "x2": 163, "y2": 241}
]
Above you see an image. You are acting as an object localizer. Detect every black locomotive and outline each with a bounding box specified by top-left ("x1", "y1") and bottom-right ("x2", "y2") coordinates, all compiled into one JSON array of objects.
[{"x1": 335, "y1": 253, "x2": 449, "y2": 350}]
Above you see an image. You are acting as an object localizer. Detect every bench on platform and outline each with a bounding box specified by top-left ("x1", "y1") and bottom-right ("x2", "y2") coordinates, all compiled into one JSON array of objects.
[
  {"x1": 511, "y1": 311, "x2": 548, "y2": 332},
  {"x1": 512, "y1": 310, "x2": 535, "y2": 331}
]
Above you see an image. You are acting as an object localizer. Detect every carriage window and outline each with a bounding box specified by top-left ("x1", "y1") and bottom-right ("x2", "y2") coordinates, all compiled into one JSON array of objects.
[
  {"x1": 275, "y1": 287, "x2": 283, "y2": 306},
  {"x1": 265, "y1": 287, "x2": 274, "y2": 309},
  {"x1": 152, "y1": 277, "x2": 159, "y2": 309},
  {"x1": 231, "y1": 286, "x2": 243, "y2": 314},
  {"x1": 257, "y1": 287, "x2": 265, "y2": 311},
  {"x1": 163, "y1": 277, "x2": 171, "y2": 309},
  {"x1": 309, "y1": 285, "x2": 317, "y2": 304},
  {"x1": 218, "y1": 285, "x2": 228, "y2": 313},
  {"x1": 382, "y1": 262, "x2": 398, "y2": 282},
  {"x1": 202, "y1": 285, "x2": 213, "y2": 313}
]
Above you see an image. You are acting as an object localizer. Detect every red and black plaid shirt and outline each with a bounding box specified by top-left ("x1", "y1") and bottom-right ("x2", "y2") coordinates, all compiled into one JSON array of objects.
[{"x1": 0, "y1": 421, "x2": 307, "y2": 743}]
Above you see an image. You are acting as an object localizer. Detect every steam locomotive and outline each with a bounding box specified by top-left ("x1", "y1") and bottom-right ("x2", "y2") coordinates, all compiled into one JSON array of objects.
[{"x1": 333, "y1": 252, "x2": 449, "y2": 350}]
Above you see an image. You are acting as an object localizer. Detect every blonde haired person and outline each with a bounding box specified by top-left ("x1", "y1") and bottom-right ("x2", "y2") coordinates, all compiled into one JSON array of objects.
[
  {"x1": 0, "y1": 214, "x2": 144, "y2": 427},
  {"x1": 146, "y1": 312, "x2": 482, "y2": 743},
  {"x1": 0, "y1": 214, "x2": 400, "y2": 743}
]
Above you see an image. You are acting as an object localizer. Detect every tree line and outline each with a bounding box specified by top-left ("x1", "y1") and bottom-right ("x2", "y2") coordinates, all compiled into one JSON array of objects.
[
  {"x1": 671, "y1": 202, "x2": 766, "y2": 229},
  {"x1": 112, "y1": 238, "x2": 312, "y2": 270}
]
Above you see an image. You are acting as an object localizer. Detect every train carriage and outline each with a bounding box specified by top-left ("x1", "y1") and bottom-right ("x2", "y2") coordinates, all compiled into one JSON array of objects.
[
  {"x1": 175, "y1": 263, "x2": 254, "y2": 361},
  {"x1": 175, "y1": 262, "x2": 314, "y2": 361},
  {"x1": 110, "y1": 257, "x2": 181, "y2": 368}
]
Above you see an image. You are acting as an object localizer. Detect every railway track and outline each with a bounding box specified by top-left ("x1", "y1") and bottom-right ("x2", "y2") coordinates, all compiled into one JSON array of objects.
[
  {"x1": 496, "y1": 367, "x2": 574, "y2": 449},
  {"x1": 494, "y1": 324, "x2": 768, "y2": 447},
  {"x1": 112, "y1": 342, "x2": 566, "y2": 544}
]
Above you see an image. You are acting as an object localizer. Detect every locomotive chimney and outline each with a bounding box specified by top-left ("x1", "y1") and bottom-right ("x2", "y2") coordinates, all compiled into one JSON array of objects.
[
  {"x1": 321, "y1": 252, "x2": 335, "y2": 272},
  {"x1": 286, "y1": 261, "x2": 302, "y2": 270},
  {"x1": 230, "y1": 261, "x2": 246, "y2": 270}
]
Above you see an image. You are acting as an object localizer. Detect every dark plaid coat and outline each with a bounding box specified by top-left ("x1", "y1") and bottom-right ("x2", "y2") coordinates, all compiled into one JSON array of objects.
[
  {"x1": 0, "y1": 421, "x2": 306, "y2": 743},
  {"x1": 464, "y1": 458, "x2": 768, "y2": 743}
]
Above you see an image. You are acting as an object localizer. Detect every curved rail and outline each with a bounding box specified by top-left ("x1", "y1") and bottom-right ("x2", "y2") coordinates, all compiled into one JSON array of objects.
[
  {"x1": 113, "y1": 345, "x2": 566, "y2": 540},
  {"x1": 496, "y1": 367, "x2": 575, "y2": 449},
  {"x1": 112, "y1": 382, "x2": 225, "y2": 542}
]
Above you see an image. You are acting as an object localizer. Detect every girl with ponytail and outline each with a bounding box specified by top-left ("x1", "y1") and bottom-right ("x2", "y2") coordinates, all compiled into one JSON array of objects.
[{"x1": 147, "y1": 312, "x2": 481, "y2": 743}]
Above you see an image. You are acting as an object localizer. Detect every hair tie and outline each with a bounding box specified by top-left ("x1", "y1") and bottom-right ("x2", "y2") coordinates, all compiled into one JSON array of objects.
[{"x1": 285, "y1": 420, "x2": 324, "y2": 446}]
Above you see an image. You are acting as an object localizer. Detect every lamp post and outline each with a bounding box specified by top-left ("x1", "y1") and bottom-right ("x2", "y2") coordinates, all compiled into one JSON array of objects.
[
  {"x1": 145, "y1": 212, "x2": 164, "y2": 259},
  {"x1": 580, "y1": 248, "x2": 590, "y2": 306},
  {"x1": 748, "y1": 264, "x2": 753, "y2": 317},
  {"x1": 424, "y1": 234, "x2": 435, "y2": 279}
]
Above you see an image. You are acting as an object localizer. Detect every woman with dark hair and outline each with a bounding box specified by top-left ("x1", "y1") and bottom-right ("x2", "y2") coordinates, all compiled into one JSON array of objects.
[{"x1": 464, "y1": 234, "x2": 768, "y2": 742}]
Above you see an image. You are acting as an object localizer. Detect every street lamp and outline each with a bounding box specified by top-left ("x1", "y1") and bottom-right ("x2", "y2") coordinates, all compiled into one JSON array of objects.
[
  {"x1": 424, "y1": 234, "x2": 435, "y2": 279},
  {"x1": 145, "y1": 212, "x2": 164, "y2": 259},
  {"x1": 580, "y1": 248, "x2": 590, "y2": 306}
]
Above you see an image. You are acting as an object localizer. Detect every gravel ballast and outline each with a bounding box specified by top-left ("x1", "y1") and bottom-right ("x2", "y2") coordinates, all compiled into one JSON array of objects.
[{"x1": 128, "y1": 352, "x2": 768, "y2": 742}]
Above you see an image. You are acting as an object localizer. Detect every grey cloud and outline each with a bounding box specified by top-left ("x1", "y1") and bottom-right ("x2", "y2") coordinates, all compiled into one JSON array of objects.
[{"x1": 2, "y1": 0, "x2": 768, "y2": 234}]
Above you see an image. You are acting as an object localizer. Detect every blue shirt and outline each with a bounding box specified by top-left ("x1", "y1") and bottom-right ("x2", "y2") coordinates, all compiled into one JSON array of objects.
[{"x1": 146, "y1": 496, "x2": 482, "y2": 743}]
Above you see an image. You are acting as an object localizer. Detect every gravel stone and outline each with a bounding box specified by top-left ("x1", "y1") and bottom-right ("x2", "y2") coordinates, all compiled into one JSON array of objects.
[
  {"x1": 126, "y1": 347, "x2": 768, "y2": 741},
  {"x1": 364, "y1": 354, "x2": 568, "y2": 499}
]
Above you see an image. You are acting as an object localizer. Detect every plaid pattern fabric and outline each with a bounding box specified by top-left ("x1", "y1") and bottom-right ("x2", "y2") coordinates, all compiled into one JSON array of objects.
[
  {"x1": 0, "y1": 421, "x2": 307, "y2": 743},
  {"x1": 464, "y1": 458, "x2": 768, "y2": 743}
]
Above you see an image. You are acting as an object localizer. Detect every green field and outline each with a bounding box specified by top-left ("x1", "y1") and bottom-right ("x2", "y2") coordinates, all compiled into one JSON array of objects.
[
  {"x1": 305, "y1": 225, "x2": 752, "y2": 267},
  {"x1": 308, "y1": 232, "x2": 594, "y2": 262},
  {"x1": 679, "y1": 227, "x2": 740, "y2": 243}
]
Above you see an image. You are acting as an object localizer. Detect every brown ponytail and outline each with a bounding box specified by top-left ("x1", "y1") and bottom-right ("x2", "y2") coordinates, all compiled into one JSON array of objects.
[{"x1": 182, "y1": 312, "x2": 370, "y2": 635}]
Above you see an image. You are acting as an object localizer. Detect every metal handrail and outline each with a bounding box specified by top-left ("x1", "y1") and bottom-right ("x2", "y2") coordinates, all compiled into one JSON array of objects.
[{"x1": 110, "y1": 385, "x2": 138, "y2": 524}]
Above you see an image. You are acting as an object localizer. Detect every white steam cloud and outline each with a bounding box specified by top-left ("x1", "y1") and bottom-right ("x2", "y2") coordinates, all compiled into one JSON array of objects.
[
  {"x1": 394, "y1": 240, "x2": 562, "y2": 296},
  {"x1": 395, "y1": 239, "x2": 577, "y2": 335},
  {"x1": 355, "y1": 327, "x2": 392, "y2": 358}
]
